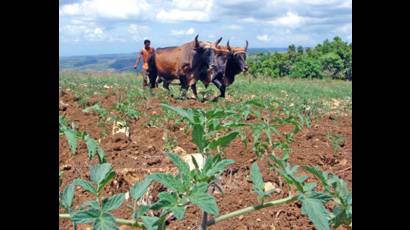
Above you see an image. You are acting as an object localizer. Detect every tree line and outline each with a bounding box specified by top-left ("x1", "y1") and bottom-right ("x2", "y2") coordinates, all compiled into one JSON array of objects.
[{"x1": 248, "y1": 37, "x2": 352, "y2": 80}]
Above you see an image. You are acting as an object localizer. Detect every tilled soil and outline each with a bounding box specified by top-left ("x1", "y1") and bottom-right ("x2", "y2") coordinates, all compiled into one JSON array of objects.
[{"x1": 59, "y1": 89, "x2": 351, "y2": 230}]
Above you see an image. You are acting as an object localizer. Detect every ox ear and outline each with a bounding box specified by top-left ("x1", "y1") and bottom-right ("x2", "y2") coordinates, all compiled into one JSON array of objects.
[
  {"x1": 194, "y1": 34, "x2": 200, "y2": 48},
  {"x1": 245, "y1": 40, "x2": 248, "y2": 52},
  {"x1": 227, "y1": 40, "x2": 232, "y2": 51},
  {"x1": 215, "y1": 37, "x2": 223, "y2": 47}
]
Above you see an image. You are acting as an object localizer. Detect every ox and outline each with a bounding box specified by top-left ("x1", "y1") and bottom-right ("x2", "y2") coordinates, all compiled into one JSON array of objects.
[
  {"x1": 202, "y1": 40, "x2": 249, "y2": 99},
  {"x1": 147, "y1": 35, "x2": 222, "y2": 98}
]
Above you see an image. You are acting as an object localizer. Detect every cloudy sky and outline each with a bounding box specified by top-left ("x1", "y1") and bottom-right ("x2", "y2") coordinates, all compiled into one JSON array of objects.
[{"x1": 59, "y1": 0, "x2": 352, "y2": 56}]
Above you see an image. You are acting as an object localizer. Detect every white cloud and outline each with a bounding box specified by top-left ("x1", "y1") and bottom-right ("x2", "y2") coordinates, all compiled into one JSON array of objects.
[
  {"x1": 268, "y1": 11, "x2": 306, "y2": 28},
  {"x1": 171, "y1": 27, "x2": 196, "y2": 36},
  {"x1": 60, "y1": 20, "x2": 106, "y2": 42},
  {"x1": 256, "y1": 34, "x2": 270, "y2": 42},
  {"x1": 241, "y1": 17, "x2": 258, "y2": 23},
  {"x1": 59, "y1": 0, "x2": 151, "y2": 19},
  {"x1": 226, "y1": 25, "x2": 243, "y2": 30},
  {"x1": 156, "y1": 9, "x2": 210, "y2": 22},
  {"x1": 186, "y1": 27, "x2": 195, "y2": 35},
  {"x1": 171, "y1": 0, "x2": 213, "y2": 10},
  {"x1": 128, "y1": 24, "x2": 150, "y2": 41},
  {"x1": 156, "y1": 0, "x2": 213, "y2": 22}
]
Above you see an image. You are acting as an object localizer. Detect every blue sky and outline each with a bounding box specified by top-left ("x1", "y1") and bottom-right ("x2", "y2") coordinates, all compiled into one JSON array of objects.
[{"x1": 59, "y1": 0, "x2": 352, "y2": 57}]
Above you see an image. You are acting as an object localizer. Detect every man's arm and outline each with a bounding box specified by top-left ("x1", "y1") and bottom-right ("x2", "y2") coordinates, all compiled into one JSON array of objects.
[{"x1": 134, "y1": 51, "x2": 143, "y2": 69}]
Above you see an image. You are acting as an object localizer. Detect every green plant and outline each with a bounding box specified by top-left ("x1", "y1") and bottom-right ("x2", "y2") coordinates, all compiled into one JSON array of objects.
[
  {"x1": 60, "y1": 116, "x2": 106, "y2": 163},
  {"x1": 145, "y1": 114, "x2": 161, "y2": 128},
  {"x1": 162, "y1": 132, "x2": 178, "y2": 152},
  {"x1": 60, "y1": 152, "x2": 351, "y2": 230},
  {"x1": 60, "y1": 163, "x2": 127, "y2": 229},
  {"x1": 161, "y1": 104, "x2": 244, "y2": 155},
  {"x1": 60, "y1": 152, "x2": 233, "y2": 230},
  {"x1": 83, "y1": 103, "x2": 108, "y2": 119},
  {"x1": 326, "y1": 132, "x2": 345, "y2": 153},
  {"x1": 115, "y1": 101, "x2": 140, "y2": 120}
]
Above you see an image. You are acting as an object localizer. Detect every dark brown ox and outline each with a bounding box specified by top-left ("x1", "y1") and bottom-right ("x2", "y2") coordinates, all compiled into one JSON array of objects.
[
  {"x1": 205, "y1": 40, "x2": 249, "y2": 98},
  {"x1": 147, "y1": 35, "x2": 222, "y2": 98}
]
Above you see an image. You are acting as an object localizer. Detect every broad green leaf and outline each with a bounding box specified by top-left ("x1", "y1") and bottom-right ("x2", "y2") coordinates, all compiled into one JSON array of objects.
[
  {"x1": 192, "y1": 124, "x2": 206, "y2": 152},
  {"x1": 190, "y1": 192, "x2": 219, "y2": 216},
  {"x1": 190, "y1": 183, "x2": 208, "y2": 194},
  {"x1": 81, "y1": 200, "x2": 100, "y2": 210},
  {"x1": 189, "y1": 184, "x2": 219, "y2": 216},
  {"x1": 102, "y1": 193, "x2": 125, "y2": 212},
  {"x1": 130, "y1": 177, "x2": 154, "y2": 201},
  {"x1": 202, "y1": 155, "x2": 215, "y2": 173},
  {"x1": 206, "y1": 159, "x2": 234, "y2": 178},
  {"x1": 97, "y1": 170, "x2": 116, "y2": 193},
  {"x1": 93, "y1": 213, "x2": 118, "y2": 230},
  {"x1": 133, "y1": 205, "x2": 150, "y2": 219},
  {"x1": 299, "y1": 195, "x2": 330, "y2": 230},
  {"x1": 150, "y1": 199, "x2": 172, "y2": 210},
  {"x1": 90, "y1": 163, "x2": 115, "y2": 192},
  {"x1": 141, "y1": 216, "x2": 159, "y2": 230},
  {"x1": 307, "y1": 192, "x2": 333, "y2": 203},
  {"x1": 64, "y1": 129, "x2": 78, "y2": 154},
  {"x1": 171, "y1": 206, "x2": 185, "y2": 220},
  {"x1": 250, "y1": 162, "x2": 265, "y2": 195},
  {"x1": 161, "y1": 104, "x2": 193, "y2": 123},
  {"x1": 296, "y1": 175, "x2": 308, "y2": 184},
  {"x1": 304, "y1": 166, "x2": 330, "y2": 192},
  {"x1": 97, "y1": 146, "x2": 107, "y2": 163},
  {"x1": 303, "y1": 183, "x2": 317, "y2": 192},
  {"x1": 84, "y1": 135, "x2": 98, "y2": 160},
  {"x1": 158, "y1": 192, "x2": 177, "y2": 207},
  {"x1": 166, "y1": 152, "x2": 190, "y2": 177},
  {"x1": 331, "y1": 205, "x2": 352, "y2": 228},
  {"x1": 71, "y1": 208, "x2": 100, "y2": 224},
  {"x1": 61, "y1": 183, "x2": 75, "y2": 210},
  {"x1": 151, "y1": 173, "x2": 183, "y2": 192},
  {"x1": 208, "y1": 131, "x2": 239, "y2": 150},
  {"x1": 73, "y1": 178, "x2": 97, "y2": 195}
]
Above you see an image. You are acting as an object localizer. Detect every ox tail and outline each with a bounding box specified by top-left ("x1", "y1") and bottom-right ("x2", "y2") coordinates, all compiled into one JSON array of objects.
[{"x1": 147, "y1": 53, "x2": 158, "y2": 88}]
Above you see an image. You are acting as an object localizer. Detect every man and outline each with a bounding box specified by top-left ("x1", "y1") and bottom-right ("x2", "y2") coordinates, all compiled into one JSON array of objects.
[{"x1": 134, "y1": 39, "x2": 155, "y2": 88}]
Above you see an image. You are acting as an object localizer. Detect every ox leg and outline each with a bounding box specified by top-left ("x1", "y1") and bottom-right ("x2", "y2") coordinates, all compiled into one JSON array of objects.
[
  {"x1": 163, "y1": 81, "x2": 173, "y2": 97},
  {"x1": 191, "y1": 84, "x2": 199, "y2": 100},
  {"x1": 212, "y1": 78, "x2": 226, "y2": 99},
  {"x1": 148, "y1": 72, "x2": 157, "y2": 89},
  {"x1": 179, "y1": 76, "x2": 188, "y2": 100}
]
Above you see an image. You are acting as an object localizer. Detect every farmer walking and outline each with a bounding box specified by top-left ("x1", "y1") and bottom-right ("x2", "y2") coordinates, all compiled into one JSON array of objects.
[{"x1": 134, "y1": 39, "x2": 155, "y2": 88}]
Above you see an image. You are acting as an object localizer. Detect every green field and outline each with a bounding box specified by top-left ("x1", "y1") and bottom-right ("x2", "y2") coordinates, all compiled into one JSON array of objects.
[{"x1": 60, "y1": 71, "x2": 352, "y2": 116}]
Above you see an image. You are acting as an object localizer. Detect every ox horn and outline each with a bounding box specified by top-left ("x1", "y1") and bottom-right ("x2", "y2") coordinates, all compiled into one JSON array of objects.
[
  {"x1": 194, "y1": 34, "x2": 199, "y2": 48},
  {"x1": 215, "y1": 37, "x2": 223, "y2": 47},
  {"x1": 227, "y1": 40, "x2": 232, "y2": 51},
  {"x1": 244, "y1": 40, "x2": 248, "y2": 52}
]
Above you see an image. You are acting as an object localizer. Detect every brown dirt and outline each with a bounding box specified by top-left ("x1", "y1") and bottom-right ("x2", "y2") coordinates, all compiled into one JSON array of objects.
[{"x1": 59, "y1": 90, "x2": 352, "y2": 230}]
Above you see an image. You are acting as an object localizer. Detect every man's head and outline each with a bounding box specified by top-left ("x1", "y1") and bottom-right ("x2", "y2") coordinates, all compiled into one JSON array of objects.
[{"x1": 144, "y1": 39, "x2": 151, "y2": 49}]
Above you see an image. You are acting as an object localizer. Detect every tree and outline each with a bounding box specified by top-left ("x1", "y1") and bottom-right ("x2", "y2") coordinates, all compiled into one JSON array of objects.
[
  {"x1": 320, "y1": 53, "x2": 344, "y2": 79},
  {"x1": 289, "y1": 57, "x2": 322, "y2": 79},
  {"x1": 297, "y1": 46, "x2": 304, "y2": 55}
]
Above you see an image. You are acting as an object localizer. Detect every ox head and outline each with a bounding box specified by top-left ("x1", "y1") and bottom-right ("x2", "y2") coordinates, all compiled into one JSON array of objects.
[
  {"x1": 192, "y1": 35, "x2": 223, "y2": 87},
  {"x1": 222, "y1": 40, "x2": 249, "y2": 85},
  {"x1": 227, "y1": 40, "x2": 248, "y2": 72}
]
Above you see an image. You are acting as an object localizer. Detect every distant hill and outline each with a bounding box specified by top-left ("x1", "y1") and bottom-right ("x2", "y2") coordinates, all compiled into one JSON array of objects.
[{"x1": 59, "y1": 48, "x2": 287, "y2": 72}]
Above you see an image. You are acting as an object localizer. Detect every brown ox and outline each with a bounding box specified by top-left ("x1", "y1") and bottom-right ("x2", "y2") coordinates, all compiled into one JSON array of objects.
[
  {"x1": 190, "y1": 40, "x2": 249, "y2": 99},
  {"x1": 147, "y1": 35, "x2": 222, "y2": 98}
]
